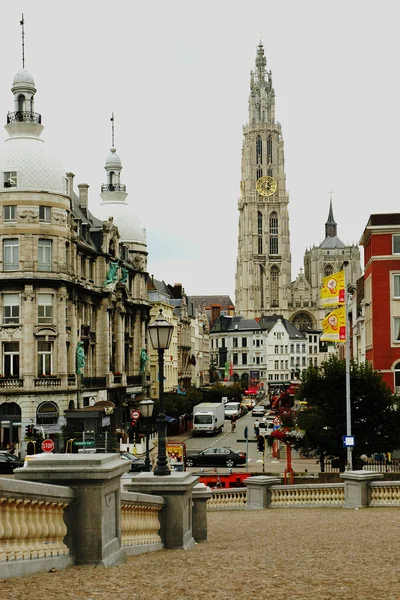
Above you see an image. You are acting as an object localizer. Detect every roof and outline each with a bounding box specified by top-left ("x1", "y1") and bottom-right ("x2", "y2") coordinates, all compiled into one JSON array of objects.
[
  {"x1": 190, "y1": 295, "x2": 234, "y2": 310},
  {"x1": 211, "y1": 315, "x2": 259, "y2": 333},
  {"x1": 319, "y1": 235, "x2": 345, "y2": 249},
  {"x1": 259, "y1": 314, "x2": 306, "y2": 339}
]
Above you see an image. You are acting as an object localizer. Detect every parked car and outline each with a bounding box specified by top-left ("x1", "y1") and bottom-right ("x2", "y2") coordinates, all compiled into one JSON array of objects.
[
  {"x1": 252, "y1": 405, "x2": 266, "y2": 417},
  {"x1": 185, "y1": 447, "x2": 246, "y2": 468},
  {"x1": 0, "y1": 452, "x2": 24, "y2": 474},
  {"x1": 119, "y1": 450, "x2": 146, "y2": 472}
]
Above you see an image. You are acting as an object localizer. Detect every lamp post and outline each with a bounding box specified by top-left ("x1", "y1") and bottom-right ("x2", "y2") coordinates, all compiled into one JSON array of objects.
[
  {"x1": 139, "y1": 398, "x2": 154, "y2": 472},
  {"x1": 148, "y1": 309, "x2": 174, "y2": 476}
]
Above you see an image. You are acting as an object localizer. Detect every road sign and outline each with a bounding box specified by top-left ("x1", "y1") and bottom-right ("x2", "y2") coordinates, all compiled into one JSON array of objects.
[
  {"x1": 41, "y1": 439, "x2": 55, "y2": 453},
  {"x1": 131, "y1": 410, "x2": 141, "y2": 420},
  {"x1": 74, "y1": 440, "x2": 95, "y2": 446}
]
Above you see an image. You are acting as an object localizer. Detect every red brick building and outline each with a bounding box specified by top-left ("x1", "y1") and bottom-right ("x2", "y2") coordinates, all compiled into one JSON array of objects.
[{"x1": 360, "y1": 214, "x2": 400, "y2": 392}]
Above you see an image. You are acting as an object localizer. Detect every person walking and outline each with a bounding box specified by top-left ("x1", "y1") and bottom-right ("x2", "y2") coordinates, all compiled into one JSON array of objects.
[
  {"x1": 231, "y1": 415, "x2": 237, "y2": 432},
  {"x1": 254, "y1": 419, "x2": 260, "y2": 437}
]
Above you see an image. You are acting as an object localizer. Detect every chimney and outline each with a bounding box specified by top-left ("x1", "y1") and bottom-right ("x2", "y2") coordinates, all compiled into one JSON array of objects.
[
  {"x1": 78, "y1": 183, "x2": 89, "y2": 216},
  {"x1": 210, "y1": 304, "x2": 221, "y2": 327},
  {"x1": 173, "y1": 283, "x2": 183, "y2": 298},
  {"x1": 66, "y1": 172, "x2": 75, "y2": 198},
  {"x1": 227, "y1": 304, "x2": 235, "y2": 316}
]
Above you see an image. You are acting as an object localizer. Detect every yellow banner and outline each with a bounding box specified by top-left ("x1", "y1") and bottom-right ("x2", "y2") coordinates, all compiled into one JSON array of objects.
[
  {"x1": 320, "y1": 270, "x2": 345, "y2": 306},
  {"x1": 321, "y1": 306, "x2": 346, "y2": 342}
]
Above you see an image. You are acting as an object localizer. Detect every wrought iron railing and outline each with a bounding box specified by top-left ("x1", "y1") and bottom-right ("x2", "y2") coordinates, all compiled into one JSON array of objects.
[
  {"x1": 126, "y1": 375, "x2": 143, "y2": 386},
  {"x1": 101, "y1": 183, "x2": 126, "y2": 193},
  {"x1": 83, "y1": 376, "x2": 107, "y2": 388},
  {"x1": 7, "y1": 111, "x2": 42, "y2": 124}
]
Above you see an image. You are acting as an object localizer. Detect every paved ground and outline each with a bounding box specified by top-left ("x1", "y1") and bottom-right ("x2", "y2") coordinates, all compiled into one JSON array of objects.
[{"x1": 2, "y1": 507, "x2": 400, "y2": 600}]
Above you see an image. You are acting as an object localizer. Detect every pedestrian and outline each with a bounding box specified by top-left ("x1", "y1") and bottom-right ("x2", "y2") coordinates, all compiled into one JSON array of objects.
[
  {"x1": 231, "y1": 416, "x2": 236, "y2": 432},
  {"x1": 8, "y1": 441, "x2": 15, "y2": 455},
  {"x1": 254, "y1": 419, "x2": 260, "y2": 437}
]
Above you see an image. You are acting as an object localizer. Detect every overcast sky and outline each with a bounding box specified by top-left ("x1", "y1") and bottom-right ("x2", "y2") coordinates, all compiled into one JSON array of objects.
[{"x1": 1, "y1": 1, "x2": 400, "y2": 301}]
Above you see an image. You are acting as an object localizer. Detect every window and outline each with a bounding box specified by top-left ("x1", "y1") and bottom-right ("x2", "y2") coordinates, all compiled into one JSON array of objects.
[
  {"x1": 269, "y1": 212, "x2": 278, "y2": 255},
  {"x1": 233, "y1": 354, "x2": 238, "y2": 365},
  {"x1": 256, "y1": 136, "x2": 262, "y2": 164},
  {"x1": 38, "y1": 294, "x2": 53, "y2": 324},
  {"x1": 241, "y1": 338, "x2": 247, "y2": 348},
  {"x1": 394, "y1": 318, "x2": 400, "y2": 342},
  {"x1": 233, "y1": 338, "x2": 238, "y2": 348},
  {"x1": 3, "y1": 239, "x2": 19, "y2": 271},
  {"x1": 221, "y1": 338, "x2": 225, "y2": 348},
  {"x1": 258, "y1": 211, "x2": 263, "y2": 254},
  {"x1": 4, "y1": 172, "x2": 17, "y2": 188},
  {"x1": 275, "y1": 360, "x2": 279, "y2": 369},
  {"x1": 267, "y1": 135, "x2": 272, "y2": 162},
  {"x1": 274, "y1": 345, "x2": 279, "y2": 353},
  {"x1": 3, "y1": 342, "x2": 19, "y2": 377},
  {"x1": 324, "y1": 265, "x2": 334, "y2": 277},
  {"x1": 3, "y1": 294, "x2": 19, "y2": 324},
  {"x1": 38, "y1": 239, "x2": 52, "y2": 271},
  {"x1": 38, "y1": 341, "x2": 53, "y2": 376},
  {"x1": 4, "y1": 206, "x2": 16, "y2": 221},
  {"x1": 393, "y1": 235, "x2": 400, "y2": 255},
  {"x1": 242, "y1": 353, "x2": 247, "y2": 365},
  {"x1": 39, "y1": 206, "x2": 51, "y2": 222},
  {"x1": 394, "y1": 274, "x2": 400, "y2": 298},
  {"x1": 270, "y1": 266, "x2": 279, "y2": 307}
]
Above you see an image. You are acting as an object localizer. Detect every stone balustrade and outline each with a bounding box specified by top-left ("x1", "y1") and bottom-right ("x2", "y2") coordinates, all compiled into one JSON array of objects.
[
  {"x1": 269, "y1": 483, "x2": 345, "y2": 507},
  {"x1": 120, "y1": 491, "x2": 165, "y2": 556},
  {"x1": 0, "y1": 477, "x2": 75, "y2": 579},
  {"x1": 207, "y1": 488, "x2": 247, "y2": 510},
  {"x1": 369, "y1": 481, "x2": 400, "y2": 506}
]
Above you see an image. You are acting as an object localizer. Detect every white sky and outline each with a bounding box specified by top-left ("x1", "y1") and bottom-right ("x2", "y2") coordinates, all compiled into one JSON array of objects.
[{"x1": 1, "y1": 1, "x2": 400, "y2": 301}]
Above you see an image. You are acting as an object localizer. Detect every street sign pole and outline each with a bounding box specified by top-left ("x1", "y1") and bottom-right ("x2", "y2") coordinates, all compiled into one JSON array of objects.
[{"x1": 244, "y1": 426, "x2": 249, "y2": 472}]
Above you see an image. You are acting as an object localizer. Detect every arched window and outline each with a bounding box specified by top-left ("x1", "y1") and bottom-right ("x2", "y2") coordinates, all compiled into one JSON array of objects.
[
  {"x1": 256, "y1": 136, "x2": 262, "y2": 164},
  {"x1": 17, "y1": 94, "x2": 24, "y2": 114},
  {"x1": 258, "y1": 211, "x2": 263, "y2": 254},
  {"x1": 270, "y1": 266, "x2": 279, "y2": 307},
  {"x1": 260, "y1": 264, "x2": 264, "y2": 307},
  {"x1": 324, "y1": 265, "x2": 334, "y2": 277},
  {"x1": 108, "y1": 171, "x2": 115, "y2": 190},
  {"x1": 269, "y1": 212, "x2": 278, "y2": 255}
]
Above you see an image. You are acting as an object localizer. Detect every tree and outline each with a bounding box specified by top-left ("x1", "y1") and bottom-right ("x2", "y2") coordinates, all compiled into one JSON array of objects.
[{"x1": 296, "y1": 355, "x2": 400, "y2": 470}]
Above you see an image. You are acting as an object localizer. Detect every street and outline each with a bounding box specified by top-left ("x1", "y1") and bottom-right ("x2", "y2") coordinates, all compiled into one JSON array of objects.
[{"x1": 182, "y1": 410, "x2": 321, "y2": 476}]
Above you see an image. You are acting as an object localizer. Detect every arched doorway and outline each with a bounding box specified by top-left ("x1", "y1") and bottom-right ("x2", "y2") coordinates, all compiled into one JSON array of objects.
[{"x1": 0, "y1": 401, "x2": 21, "y2": 448}]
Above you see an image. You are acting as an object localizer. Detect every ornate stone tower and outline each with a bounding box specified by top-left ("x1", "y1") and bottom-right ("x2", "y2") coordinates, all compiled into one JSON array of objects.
[{"x1": 235, "y1": 43, "x2": 291, "y2": 319}]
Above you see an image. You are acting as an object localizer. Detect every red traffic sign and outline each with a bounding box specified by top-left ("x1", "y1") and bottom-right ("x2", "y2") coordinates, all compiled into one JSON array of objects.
[
  {"x1": 130, "y1": 410, "x2": 141, "y2": 420},
  {"x1": 41, "y1": 439, "x2": 55, "y2": 453}
]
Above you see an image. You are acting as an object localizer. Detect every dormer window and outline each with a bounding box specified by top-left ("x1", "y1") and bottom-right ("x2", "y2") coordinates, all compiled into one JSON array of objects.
[
  {"x1": 39, "y1": 206, "x2": 51, "y2": 222},
  {"x1": 4, "y1": 172, "x2": 17, "y2": 188}
]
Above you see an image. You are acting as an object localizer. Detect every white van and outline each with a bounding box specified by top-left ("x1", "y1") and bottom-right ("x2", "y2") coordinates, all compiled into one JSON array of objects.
[{"x1": 224, "y1": 402, "x2": 241, "y2": 420}]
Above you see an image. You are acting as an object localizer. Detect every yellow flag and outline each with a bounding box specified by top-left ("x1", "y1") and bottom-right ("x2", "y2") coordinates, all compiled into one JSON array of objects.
[
  {"x1": 321, "y1": 306, "x2": 346, "y2": 342},
  {"x1": 320, "y1": 270, "x2": 345, "y2": 306}
]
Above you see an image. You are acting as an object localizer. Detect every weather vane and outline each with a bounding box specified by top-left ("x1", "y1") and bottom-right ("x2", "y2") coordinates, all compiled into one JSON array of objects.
[{"x1": 20, "y1": 14, "x2": 25, "y2": 69}]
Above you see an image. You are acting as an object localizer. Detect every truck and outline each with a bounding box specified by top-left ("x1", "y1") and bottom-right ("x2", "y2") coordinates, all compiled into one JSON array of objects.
[{"x1": 192, "y1": 402, "x2": 225, "y2": 436}]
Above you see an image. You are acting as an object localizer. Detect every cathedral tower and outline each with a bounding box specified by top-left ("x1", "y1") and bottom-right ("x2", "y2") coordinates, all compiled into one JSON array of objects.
[{"x1": 235, "y1": 43, "x2": 291, "y2": 319}]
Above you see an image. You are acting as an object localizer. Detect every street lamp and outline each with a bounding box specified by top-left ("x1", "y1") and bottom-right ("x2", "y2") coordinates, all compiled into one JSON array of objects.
[
  {"x1": 139, "y1": 398, "x2": 154, "y2": 472},
  {"x1": 148, "y1": 309, "x2": 174, "y2": 476}
]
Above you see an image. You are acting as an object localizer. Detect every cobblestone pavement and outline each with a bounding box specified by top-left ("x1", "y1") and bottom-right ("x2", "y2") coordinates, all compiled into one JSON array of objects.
[{"x1": 2, "y1": 508, "x2": 400, "y2": 600}]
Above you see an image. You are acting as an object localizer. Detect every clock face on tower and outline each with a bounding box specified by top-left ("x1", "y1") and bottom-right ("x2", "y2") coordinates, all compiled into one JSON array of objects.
[{"x1": 256, "y1": 176, "x2": 277, "y2": 197}]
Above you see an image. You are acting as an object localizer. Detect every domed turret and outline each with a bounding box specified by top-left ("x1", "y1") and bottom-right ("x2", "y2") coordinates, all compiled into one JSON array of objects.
[{"x1": 0, "y1": 68, "x2": 66, "y2": 195}]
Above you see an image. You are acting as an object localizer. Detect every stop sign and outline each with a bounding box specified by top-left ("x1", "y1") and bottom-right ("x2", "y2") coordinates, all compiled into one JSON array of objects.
[
  {"x1": 41, "y1": 439, "x2": 55, "y2": 453},
  {"x1": 130, "y1": 410, "x2": 140, "y2": 420}
]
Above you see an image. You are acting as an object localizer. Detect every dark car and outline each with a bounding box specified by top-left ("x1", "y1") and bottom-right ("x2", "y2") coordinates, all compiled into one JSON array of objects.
[
  {"x1": 0, "y1": 452, "x2": 24, "y2": 474},
  {"x1": 185, "y1": 447, "x2": 246, "y2": 469},
  {"x1": 119, "y1": 450, "x2": 146, "y2": 472}
]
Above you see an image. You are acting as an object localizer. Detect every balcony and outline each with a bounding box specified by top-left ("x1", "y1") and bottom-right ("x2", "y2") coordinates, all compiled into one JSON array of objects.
[
  {"x1": 34, "y1": 377, "x2": 62, "y2": 388},
  {"x1": 126, "y1": 375, "x2": 143, "y2": 386},
  {"x1": 0, "y1": 377, "x2": 23, "y2": 389},
  {"x1": 83, "y1": 377, "x2": 107, "y2": 389},
  {"x1": 101, "y1": 183, "x2": 126, "y2": 193},
  {"x1": 7, "y1": 111, "x2": 42, "y2": 124}
]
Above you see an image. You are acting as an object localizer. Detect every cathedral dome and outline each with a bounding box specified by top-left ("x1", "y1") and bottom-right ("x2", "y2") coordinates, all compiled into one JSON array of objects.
[
  {"x1": 105, "y1": 148, "x2": 121, "y2": 168},
  {"x1": 0, "y1": 137, "x2": 66, "y2": 195},
  {"x1": 13, "y1": 69, "x2": 35, "y2": 86},
  {"x1": 95, "y1": 200, "x2": 146, "y2": 246}
]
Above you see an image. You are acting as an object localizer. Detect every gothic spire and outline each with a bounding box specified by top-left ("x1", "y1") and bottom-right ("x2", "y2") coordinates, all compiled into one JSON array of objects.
[
  {"x1": 325, "y1": 198, "x2": 337, "y2": 239},
  {"x1": 248, "y1": 42, "x2": 275, "y2": 125}
]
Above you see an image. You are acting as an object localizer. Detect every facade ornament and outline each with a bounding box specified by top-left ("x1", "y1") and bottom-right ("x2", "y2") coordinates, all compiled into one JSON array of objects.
[
  {"x1": 103, "y1": 261, "x2": 119, "y2": 290},
  {"x1": 76, "y1": 341, "x2": 86, "y2": 375}
]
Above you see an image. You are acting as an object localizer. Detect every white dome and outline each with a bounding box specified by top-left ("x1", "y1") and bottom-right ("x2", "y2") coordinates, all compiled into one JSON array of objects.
[
  {"x1": 13, "y1": 69, "x2": 35, "y2": 86},
  {"x1": 105, "y1": 148, "x2": 121, "y2": 169},
  {"x1": 95, "y1": 201, "x2": 146, "y2": 245},
  {"x1": 0, "y1": 137, "x2": 66, "y2": 194}
]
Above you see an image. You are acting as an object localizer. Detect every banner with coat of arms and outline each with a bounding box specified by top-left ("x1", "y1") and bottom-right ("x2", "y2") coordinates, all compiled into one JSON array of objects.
[
  {"x1": 321, "y1": 306, "x2": 346, "y2": 342},
  {"x1": 320, "y1": 270, "x2": 345, "y2": 306}
]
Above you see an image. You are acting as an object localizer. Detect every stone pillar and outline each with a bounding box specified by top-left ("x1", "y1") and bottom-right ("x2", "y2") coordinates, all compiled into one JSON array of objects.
[
  {"x1": 15, "y1": 454, "x2": 131, "y2": 566},
  {"x1": 57, "y1": 288, "x2": 68, "y2": 376},
  {"x1": 340, "y1": 470, "x2": 383, "y2": 509},
  {"x1": 115, "y1": 308, "x2": 124, "y2": 374},
  {"x1": 124, "y1": 471, "x2": 199, "y2": 549},
  {"x1": 245, "y1": 475, "x2": 281, "y2": 509},
  {"x1": 192, "y1": 482, "x2": 212, "y2": 542},
  {"x1": 97, "y1": 299, "x2": 110, "y2": 375}
]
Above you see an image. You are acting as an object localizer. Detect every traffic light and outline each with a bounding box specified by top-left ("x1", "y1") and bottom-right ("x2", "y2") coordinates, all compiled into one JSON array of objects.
[
  {"x1": 131, "y1": 420, "x2": 136, "y2": 428},
  {"x1": 257, "y1": 435, "x2": 265, "y2": 452},
  {"x1": 25, "y1": 425, "x2": 30, "y2": 437}
]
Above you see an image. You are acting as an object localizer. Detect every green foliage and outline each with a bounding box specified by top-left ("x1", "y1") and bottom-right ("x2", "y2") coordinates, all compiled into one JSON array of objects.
[
  {"x1": 160, "y1": 385, "x2": 203, "y2": 418},
  {"x1": 296, "y1": 355, "x2": 400, "y2": 462},
  {"x1": 201, "y1": 383, "x2": 244, "y2": 403}
]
